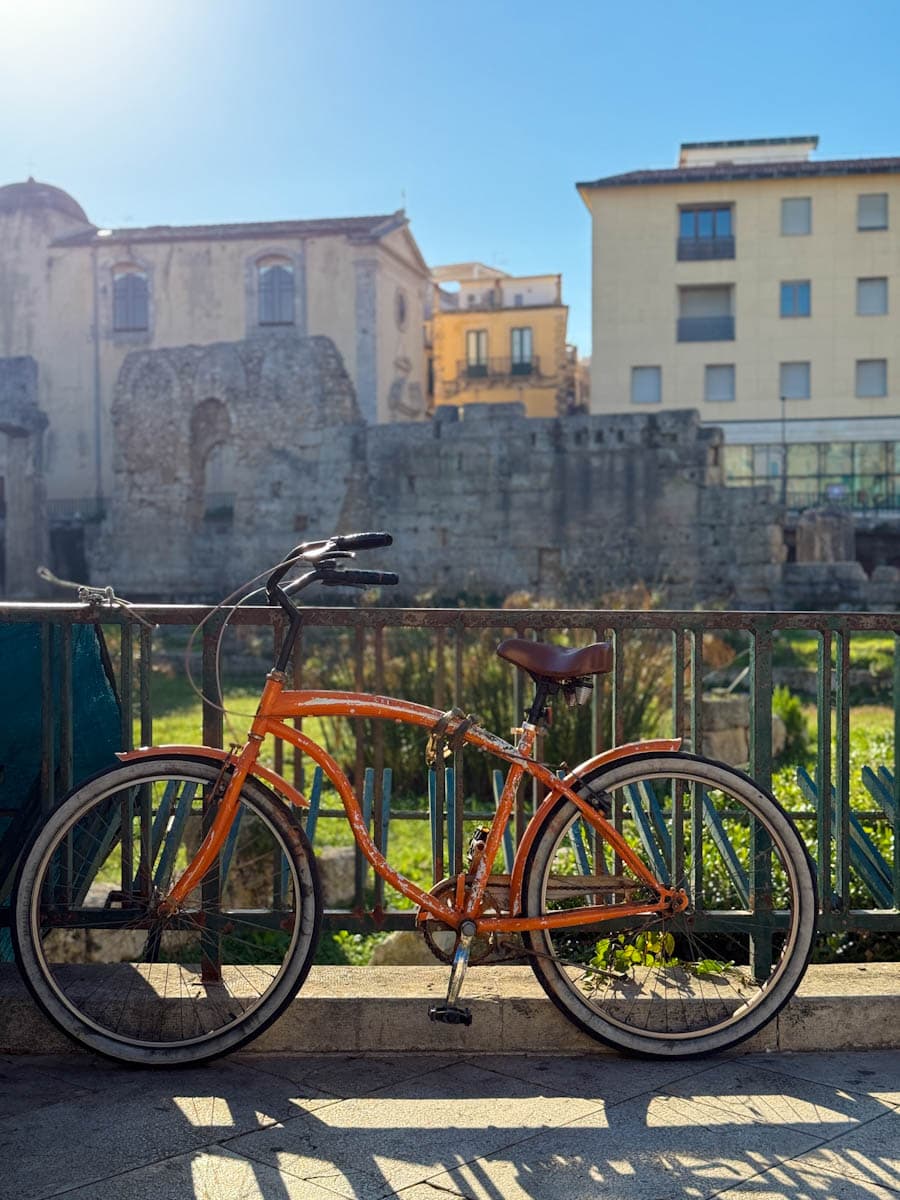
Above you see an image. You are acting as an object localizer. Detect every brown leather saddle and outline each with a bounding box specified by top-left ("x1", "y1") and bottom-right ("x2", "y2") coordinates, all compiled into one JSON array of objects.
[{"x1": 495, "y1": 637, "x2": 612, "y2": 681}]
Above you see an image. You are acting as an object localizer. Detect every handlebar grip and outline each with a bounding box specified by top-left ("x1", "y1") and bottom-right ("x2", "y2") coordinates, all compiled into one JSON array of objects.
[
  {"x1": 321, "y1": 569, "x2": 399, "y2": 587},
  {"x1": 333, "y1": 532, "x2": 393, "y2": 551}
]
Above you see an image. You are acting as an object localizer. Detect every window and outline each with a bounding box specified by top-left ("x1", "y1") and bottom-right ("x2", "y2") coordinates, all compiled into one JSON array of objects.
[
  {"x1": 781, "y1": 197, "x2": 811, "y2": 235},
  {"x1": 112, "y1": 267, "x2": 149, "y2": 332},
  {"x1": 631, "y1": 366, "x2": 661, "y2": 404},
  {"x1": 705, "y1": 364, "x2": 735, "y2": 402},
  {"x1": 258, "y1": 260, "x2": 294, "y2": 325},
  {"x1": 466, "y1": 329, "x2": 488, "y2": 376},
  {"x1": 780, "y1": 361, "x2": 811, "y2": 400},
  {"x1": 857, "y1": 277, "x2": 888, "y2": 316},
  {"x1": 510, "y1": 327, "x2": 533, "y2": 374},
  {"x1": 780, "y1": 280, "x2": 811, "y2": 318},
  {"x1": 395, "y1": 288, "x2": 408, "y2": 330},
  {"x1": 513, "y1": 293, "x2": 524, "y2": 307},
  {"x1": 858, "y1": 193, "x2": 888, "y2": 231},
  {"x1": 677, "y1": 285, "x2": 734, "y2": 341},
  {"x1": 856, "y1": 359, "x2": 887, "y2": 397},
  {"x1": 677, "y1": 205, "x2": 734, "y2": 259}
]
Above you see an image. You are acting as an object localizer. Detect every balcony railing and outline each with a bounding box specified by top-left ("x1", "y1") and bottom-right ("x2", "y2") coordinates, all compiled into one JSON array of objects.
[
  {"x1": 677, "y1": 315, "x2": 735, "y2": 342},
  {"x1": 1, "y1": 601, "x2": 898, "y2": 938},
  {"x1": 677, "y1": 235, "x2": 735, "y2": 261},
  {"x1": 458, "y1": 356, "x2": 541, "y2": 382}
]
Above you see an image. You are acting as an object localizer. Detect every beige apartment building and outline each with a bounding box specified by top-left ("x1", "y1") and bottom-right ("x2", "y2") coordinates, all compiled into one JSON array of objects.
[
  {"x1": 0, "y1": 179, "x2": 430, "y2": 512},
  {"x1": 578, "y1": 137, "x2": 900, "y2": 509}
]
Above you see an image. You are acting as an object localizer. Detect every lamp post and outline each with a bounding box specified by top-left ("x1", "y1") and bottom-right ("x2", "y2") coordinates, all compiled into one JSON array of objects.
[{"x1": 780, "y1": 393, "x2": 787, "y2": 508}]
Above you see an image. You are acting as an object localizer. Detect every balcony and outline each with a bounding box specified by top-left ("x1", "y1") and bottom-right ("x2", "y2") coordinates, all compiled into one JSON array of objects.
[
  {"x1": 677, "y1": 316, "x2": 735, "y2": 342},
  {"x1": 458, "y1": 356, "x2": 542, "y2": 382},
  {"x1": 677, "y1": 235, "x2": 735, "y2": 261}
]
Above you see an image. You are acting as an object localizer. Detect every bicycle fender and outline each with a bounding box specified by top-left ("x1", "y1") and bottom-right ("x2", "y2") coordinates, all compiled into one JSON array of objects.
[
  {"x1": 115, "y1": 744, "x2": 310, "y2": 808},
  {"x1": 507, "y1": 738, "x2": 681, "y2": 914}
]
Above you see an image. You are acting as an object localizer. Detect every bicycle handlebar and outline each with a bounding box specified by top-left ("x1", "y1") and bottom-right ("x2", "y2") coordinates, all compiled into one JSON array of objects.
[
  {"x1": 320, "y1": 569, "x2": 400, "y2": 588},
  {"x1": 332, "y1": 532, "x2": 393, "y2": 551}
]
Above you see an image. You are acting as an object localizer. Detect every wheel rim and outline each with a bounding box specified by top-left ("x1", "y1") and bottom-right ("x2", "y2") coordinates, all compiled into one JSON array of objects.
[
  {"x1": 533, "y1": 763, "x2": 809, "y2": 1045},
  {"x1": 27, "y1": 768, "x2": 305, "y2": 1051}
]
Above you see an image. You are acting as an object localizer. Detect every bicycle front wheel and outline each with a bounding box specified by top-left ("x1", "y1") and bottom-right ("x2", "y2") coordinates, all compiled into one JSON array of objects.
[
  {"x1": 522, "y1": 752, "x2": 817, "y2": 1058},
  {"x1": 13, "y1": 755, "x2": 321, "y2": 1066}
]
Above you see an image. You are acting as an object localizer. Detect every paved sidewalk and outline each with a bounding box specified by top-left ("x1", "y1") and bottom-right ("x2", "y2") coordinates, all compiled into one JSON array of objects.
[{"x1": 3, "y1": 1049, "x2": 900, "y2": 1199}]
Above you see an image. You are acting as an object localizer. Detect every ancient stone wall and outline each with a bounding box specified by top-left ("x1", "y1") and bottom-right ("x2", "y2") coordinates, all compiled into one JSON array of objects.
[
  {"x1": 0, "y1": 356, "x2": 48, "y2": 596},
  {"x1": 95, "y1": 336, "x2": 785, "y2": 605}
]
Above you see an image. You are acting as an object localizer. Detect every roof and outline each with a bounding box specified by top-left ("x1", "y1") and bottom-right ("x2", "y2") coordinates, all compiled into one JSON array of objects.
[
  {"x1": 578, "y1": 155, "x2": 900, "y2": 190},
  {"x1": 431, "y1": 262, "x2": 509, "y2": 282},
  {"x1": 680, "y1": 135, "x2": 819, "y2": 151},
  {"x1": 52, "y1": 210, "x2": 410, "y2": 247},
  {"x1": 0, "y1": 179, "x2": 90, "y2": 224}
]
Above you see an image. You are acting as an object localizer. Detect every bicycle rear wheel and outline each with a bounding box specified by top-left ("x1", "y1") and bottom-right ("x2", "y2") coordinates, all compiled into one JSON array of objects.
[
  {"x1": 522, "y1": 752, "x2": 817, "y2": 1058},
  {"x1": 13, "y1": 755, "x2": 321, "y2": 1066}
]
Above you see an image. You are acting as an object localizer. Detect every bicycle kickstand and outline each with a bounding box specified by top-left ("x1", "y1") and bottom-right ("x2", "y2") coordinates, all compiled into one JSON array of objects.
[{"x1": 428, "y1": 920, "x2": 475, "y2": 1027}]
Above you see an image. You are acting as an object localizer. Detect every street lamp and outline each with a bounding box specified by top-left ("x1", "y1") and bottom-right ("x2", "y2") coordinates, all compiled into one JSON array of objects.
[{"x1": 780, "y1": 393, "x2": 787, "y2": 508}]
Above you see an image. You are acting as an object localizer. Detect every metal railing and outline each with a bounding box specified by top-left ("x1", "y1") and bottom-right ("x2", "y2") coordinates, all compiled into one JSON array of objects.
[
  {"x1": 1, "y1": 602, "x2": 898, "y2": 936},
  {"x1": 456, "y1": 356, "x2": 542, "y2": 382},
  {"x1": 677, "y1": 235, "x2": 735, "y2": 261},
  {"x1": 677, "y1": 315, "x2": 735, "y2": 342}
]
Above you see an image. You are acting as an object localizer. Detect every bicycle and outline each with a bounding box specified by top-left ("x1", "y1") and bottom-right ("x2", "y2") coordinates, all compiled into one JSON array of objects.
[{"x1": 13, "y1": 532, "x2": 818, "y2": 1066}]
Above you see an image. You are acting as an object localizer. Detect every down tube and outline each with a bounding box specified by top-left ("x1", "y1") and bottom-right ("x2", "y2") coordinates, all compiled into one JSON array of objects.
[{"x1": 263, "y1": 719, "x2": 458, "y2": 924}]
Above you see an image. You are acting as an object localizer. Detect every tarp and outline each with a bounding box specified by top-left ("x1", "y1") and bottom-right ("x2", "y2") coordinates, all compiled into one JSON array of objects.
[{"x1": 0, "y1": 623, "x2": 121, "y2": 956}]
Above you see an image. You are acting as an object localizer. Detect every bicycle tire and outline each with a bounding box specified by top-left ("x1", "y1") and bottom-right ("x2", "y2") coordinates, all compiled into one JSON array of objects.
[
  {"x1": 13, "y1": 755, "x2": 321, "y2": 1066},
  {"x1": 522, "y1": 752, "x2": 817, "y2": 1058}
]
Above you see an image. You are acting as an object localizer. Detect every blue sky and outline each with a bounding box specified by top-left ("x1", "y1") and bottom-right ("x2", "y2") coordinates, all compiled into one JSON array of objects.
[{"x1": 2, "y1": 0, "x2": 899, "y2": 354}]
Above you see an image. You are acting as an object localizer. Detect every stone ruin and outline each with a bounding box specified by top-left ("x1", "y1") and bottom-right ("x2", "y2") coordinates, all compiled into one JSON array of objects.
[
  {"x1": 0, "y1": 357, "x2": 48, "y2": 597},
  {"x1": 94, "y1": 334, "x2": 787, "y2": 608}
]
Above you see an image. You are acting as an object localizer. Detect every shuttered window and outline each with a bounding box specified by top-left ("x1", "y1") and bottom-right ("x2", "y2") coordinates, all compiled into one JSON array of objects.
[
  {"x1": 258, "y1": 262, "x2": 295, "y2": 325},
  {"x1": 113, "y1": 269, "x2": 149, "y2": 332},
  {"x1": 631, "y1": 366, "x2": 661, "y2": 404}
]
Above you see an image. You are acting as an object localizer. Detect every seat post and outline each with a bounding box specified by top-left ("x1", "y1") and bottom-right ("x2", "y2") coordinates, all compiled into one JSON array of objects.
[{"x1": 526, "y1": 678, "x2": 553, "y2": 726}]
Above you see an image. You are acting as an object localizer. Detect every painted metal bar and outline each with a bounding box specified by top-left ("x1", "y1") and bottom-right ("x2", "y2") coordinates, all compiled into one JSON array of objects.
[
  {"x1": 153, "y1": 781, "x2": 197, "y2": 890},
  {"x1": 671, "y1": 629, "x2": 686, "y2": 891},
  {"x1": 624, "y1": 781, "x2": 670, "y2": 884},
  {"x1": 492, "y1": 769, "x2": 515, "y2": 872},
  {"x1": 58, "y1": 625, "x2": 73, "y2": 794},
  {"x1": 40, "y1": 624, "x2": 55, "y2": 815},
  {"x1": 895, "y1": 634, "x2": 900, "y2": 911},
  {"x1": 303, "y1": 766, "x2": 324, "y2": 844},
  {"x1": 380, "y1": 768, "x2": 392, "y2": 856},
  {"x1": 835, "y1": 626, "x2": 851, "y2": 911},
  {"x1": 748, "y1": 621, "x2": 774, "y2": 978},
  {"x1": 817, "y1": 630, "x2": 833, "y2": 910},
  {"x1": 200, "y1": 621, "x2": 222, "y2": 750},
  {"x1": 139, "y1": 624, "x2": 153, "y2": 750},
  {"x1": 453, "y1": 623, "x2": 465, "y2": 873},
  {"x1": 372, "y1": 625, "x2": 386, "y2": 909}
]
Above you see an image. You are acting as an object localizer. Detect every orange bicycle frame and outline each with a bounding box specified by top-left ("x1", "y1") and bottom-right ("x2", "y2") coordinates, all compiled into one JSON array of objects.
[{"x1": 131, "y1": 670, "x2": 685, "y2": 933}]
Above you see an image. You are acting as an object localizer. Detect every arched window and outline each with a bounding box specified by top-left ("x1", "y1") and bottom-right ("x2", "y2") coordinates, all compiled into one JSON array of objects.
[
  {"x1": 258, "y1": 258, "x2": 294, "y2": 326},
  {"x1": 113, "y1": 267, "x2": 149, "y2": 332}
]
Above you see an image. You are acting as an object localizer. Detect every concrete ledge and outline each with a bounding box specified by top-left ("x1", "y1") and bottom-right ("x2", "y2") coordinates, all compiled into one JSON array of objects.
[{"x1": 2, "y1": 962, "x2": 899, "y2": 1056}]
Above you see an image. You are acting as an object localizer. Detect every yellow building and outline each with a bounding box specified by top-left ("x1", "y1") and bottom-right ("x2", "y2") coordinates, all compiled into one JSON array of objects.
[
  {"x1": 0, "y1": 179, "x2": 430, "y2": 511},
  {"x1": 428, "y1": 263, "x2": 576, "y2": 418},
  {"x1": 578, "y1": 137, "x2": 900, "y2": 509}
]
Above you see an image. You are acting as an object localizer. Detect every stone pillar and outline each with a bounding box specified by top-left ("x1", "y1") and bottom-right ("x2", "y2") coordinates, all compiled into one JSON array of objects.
[{"x1": 0, "y1": 357, "x2": 49, "y2": 598}]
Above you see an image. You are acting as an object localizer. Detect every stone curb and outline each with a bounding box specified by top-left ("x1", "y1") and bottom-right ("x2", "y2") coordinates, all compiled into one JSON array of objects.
[{"x1": 2, "y1": 962, "x2": 899, "y2": 1056}]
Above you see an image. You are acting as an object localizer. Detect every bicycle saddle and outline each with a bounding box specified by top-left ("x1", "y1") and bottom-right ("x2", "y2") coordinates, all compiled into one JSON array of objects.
[{"x1": 495, "y1": 638, "x2": 612, "y2": 680}]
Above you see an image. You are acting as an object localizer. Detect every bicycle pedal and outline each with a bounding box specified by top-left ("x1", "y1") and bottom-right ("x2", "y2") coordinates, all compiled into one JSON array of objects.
[{"x1": 428, "y1": 1003, "x2": 473, "y2": 1026}]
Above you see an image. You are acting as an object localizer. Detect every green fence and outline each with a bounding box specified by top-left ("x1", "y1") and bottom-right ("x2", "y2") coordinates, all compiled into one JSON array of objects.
[{"x1": 1, "y1": 601, "x2": 897, "y2": 936}]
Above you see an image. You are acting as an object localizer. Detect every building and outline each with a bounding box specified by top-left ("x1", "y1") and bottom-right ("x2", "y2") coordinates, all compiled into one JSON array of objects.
[
  {"x1": 428, "y1": 263, "x2": 577, "y2": 418},
  {"x1": 0, "y1": 179, "x2": 430, "y2": 517},
  {"x1": 577, "y1": 137, "x2": 900, "y2": 511}
]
